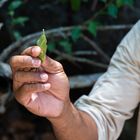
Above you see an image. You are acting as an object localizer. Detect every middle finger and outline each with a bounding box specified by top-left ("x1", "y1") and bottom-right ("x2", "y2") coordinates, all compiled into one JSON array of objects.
[{"x1": 14, "y1": 71, "x2": 48, "y2": 83}]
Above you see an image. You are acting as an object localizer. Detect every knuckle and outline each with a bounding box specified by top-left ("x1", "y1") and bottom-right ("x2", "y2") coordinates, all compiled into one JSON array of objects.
[
  {"x1": 22, "y1": 56, "x2": 32, "y2": 65},
  {"x1": 28, "y1": 84, "x2": 35, "y2": 91},
  {"x1": 36, "y1": 83, "x2": 45, "y2": 90},
  {"x1": 58, "y1": 62, "x2": 63, "y2": 68},
  {"x1": 14, "y1": 72, "x2": 21, "y2": 81},
  {"x1": 9, "y1": 56, "x2": 16, "y2": 67},
  {"x1": 41, "y1": 84, "x2": 46, "y2": 89},
  {"x1": 36, "y1": 83, "x2": 42, "y2": 90},
  {"x1": 22, "y1": 84, "x2": 32, "y2": 93},
  {"x1": 21, "y1": 83, "x2": 46, "y2": 94},
  {"x1": 14, "y1": 91, "x2": 20, "y2": 100},
  {"x1": 34, "y1": 73, "x2": 40, "y2": 81},
  {"x1": 27, "y1": 72, "x2": 39, "y2": 82},
  {"x1": 13, "y1": 72, "x2": 18, "y2": 81},
  {"x1": 57, "y1": 62, "x2": 63, "y2": 72}
]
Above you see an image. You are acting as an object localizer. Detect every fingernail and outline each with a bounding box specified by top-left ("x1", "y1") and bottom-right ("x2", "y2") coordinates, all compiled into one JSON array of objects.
[
  {"x1": 40, "y1": 73, "x2": 48, "y2": 80},
  {"x1": 44, "y1": 83, "x2": 51, "y2": 89},
  {"x1": 33, "y1": 59, "x2": 41, "y2": 66},
  {"x1": 32, "y1": 47, "x2": 41, "y2": 54}
]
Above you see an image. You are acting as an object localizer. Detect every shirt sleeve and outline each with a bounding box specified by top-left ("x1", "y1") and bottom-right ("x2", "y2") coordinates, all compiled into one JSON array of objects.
[{"x1": 75, "y1": 20, "x2": 140, "y2": 140}]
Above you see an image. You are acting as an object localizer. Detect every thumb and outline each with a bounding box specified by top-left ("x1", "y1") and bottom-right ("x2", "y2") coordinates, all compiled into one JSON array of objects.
[
  {"x1": 42, "y1": 56, "x2": 64, "y2": 74},
  {"x1": 21, "y1": 46, "x2": 41, "y2": 57}
]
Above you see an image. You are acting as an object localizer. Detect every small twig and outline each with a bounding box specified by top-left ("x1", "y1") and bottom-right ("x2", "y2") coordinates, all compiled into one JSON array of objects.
[
  {"x1": 82, "y1": 35, "x2": 110, "y2": 63},
  {"x1": 98, "y1": 24, "x2": 133, "y2": 31},
  {"x1": 0, "y1": 0, "x2": 7, "y2": 8},
  {"x1": 40, "y1": 0, "x2": 59, "y2": 10},
  {"x1": 84, "y1": 0, "x2": 113, "y2": 24},
  {"x1": 129, "y1": 6, "x2": 140, "y2": 16},
  {"x1": 53, "y1": 50, "x2": 108, "y2": 69},
  {"x1": 73, "y1": 51, "x2": 97, "y2": 56},
  {"x1": 70, "y1": 57, "x2": 107, "y2": 68},
  {"x1": 69, "y1": 73, "x2": 103, "y2": 89},
  {"x1": 0, "y1": 23, "x2": 3, "y2": 30}
]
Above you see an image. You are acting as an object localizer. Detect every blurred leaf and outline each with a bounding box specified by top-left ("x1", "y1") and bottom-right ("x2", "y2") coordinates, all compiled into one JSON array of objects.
[
  {"x1": 124, "y1": 0, "x2": 134, "y2": 6},
  {"x1": 8, "y1": 1, "x2": 22, "y2": 11},
  {"x1": 59, "y1": 40, "x2": 72, "y2": 54},
  {"x1": 116, "y1": 0, "x2": 134, "y2": 7},
  {"x1": 116, "y1": 0, "x2": 123, "y2": 7},
  {"x1": 48, "y1": 42, "x2": 56, "y2": 52},
  {"x1": 87, "y1": 21, "x2": 99, "y2": 36},
  {"x1": 12, "y1": 17, "x2": 29, "y2": 26},
  {"x1": 13, "y1": 31, "x2": 22, "y2": 40},
  {"x1": 107, "y1": 4, "x2": 118, "y2": 18},
  {"x1": 8, "y1": 11, "x2": 14, "y2": 17},
  {"x1": 70, "y1": 0, "x2": 81, "y2": 11},
  {"x1": 37, "y1": 30, "x2": 47, "y2": 63},
  {"x1": 71, "y1": 27, "x2": 82, "y2": 42}
]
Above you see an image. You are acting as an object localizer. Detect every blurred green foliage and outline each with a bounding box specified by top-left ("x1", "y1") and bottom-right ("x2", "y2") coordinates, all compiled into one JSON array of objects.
[
  {"x1": 54, "y1": 0, "x2": 134, "y2": 54},
  {"x1": 1, "y1": 0, "x2": 29, "y2": 40},
  {"x1": 71, "y1": 27, "x2": 82, "y2": 42},
  {"x1": 0, "y1": 0, "x2": 134, "y2": 54}
]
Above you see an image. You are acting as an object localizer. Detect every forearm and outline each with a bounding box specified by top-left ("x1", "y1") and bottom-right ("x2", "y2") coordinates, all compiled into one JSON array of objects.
[{"x1": 49, "y1": 103, "x2": 98, "y2": 140}]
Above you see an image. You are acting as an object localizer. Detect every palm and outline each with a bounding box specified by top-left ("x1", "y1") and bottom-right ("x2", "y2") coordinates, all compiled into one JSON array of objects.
[{"x1": 26, "y1": 71, "x2": 70, "y2": 117}]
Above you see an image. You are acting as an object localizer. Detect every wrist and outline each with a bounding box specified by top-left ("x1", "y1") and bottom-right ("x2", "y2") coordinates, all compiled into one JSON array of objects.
[{"x1": 48, "y1": 101, "x2": 77, "y2": 128}]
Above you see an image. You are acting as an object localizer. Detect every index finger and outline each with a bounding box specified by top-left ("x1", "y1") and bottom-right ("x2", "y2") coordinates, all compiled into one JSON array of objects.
[{"x1": 10, "y1": 55, "x2": 41, "y2": 71}]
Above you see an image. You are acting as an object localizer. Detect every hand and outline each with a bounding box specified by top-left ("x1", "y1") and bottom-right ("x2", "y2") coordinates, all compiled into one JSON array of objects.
[{"x1": 10, "y1": 46, "x2": 70, "y2": 119}]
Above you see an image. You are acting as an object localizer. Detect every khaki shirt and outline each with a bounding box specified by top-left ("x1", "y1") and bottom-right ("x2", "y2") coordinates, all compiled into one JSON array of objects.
[{"x1": 75, "y1": 20, "x2": 140, "y2": 140}]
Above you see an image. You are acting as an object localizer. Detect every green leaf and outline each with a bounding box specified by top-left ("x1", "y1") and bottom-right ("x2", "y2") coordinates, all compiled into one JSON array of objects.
[
  {"x1": 8, "y1": 1, "x2": 22, "y2": 11},
  {"x1": 37, "y1": 29, "x2": 47, "y2": 63},
  {"x1": 48, "y1": 42, "x2": 56, "y2": 52},
  {"x1": 107, "y1": 4, "x2": 118, "y2": 18},
  {"x1": 116, "y1": 0, "x2": 134, "y2": 7},
  {"x1": 59, "y1": 40, "x2": 72, "y2": 54},
  {"x1": 71, "y1": 27, "x2": 82, "y2": 42},
  {"x1": 70, "y1": 0, "x2": 81, "y2": 11},
  {"x1": 116, "y1": 0, "x2": 123, "y2": 7},
  {"x1": 12, "y1": 17, "x2": 29, "y2": 26},
  {"x1": 87, "y1": 21, "x2": 99, "y2": 36},
  {"x1": 8, "y1": 11, "x2": 14, "y2": 17}
]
